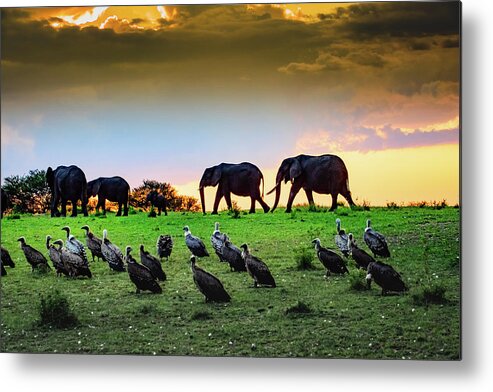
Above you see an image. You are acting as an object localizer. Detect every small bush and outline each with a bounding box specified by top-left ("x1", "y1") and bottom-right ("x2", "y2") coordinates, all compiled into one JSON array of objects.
[
  {"x1": 412, "y1": 283, "x2": 448, "y2": 306},
  {"x1": 352, "y1": 199, "x2": 371, "y2": 211},
  {"x1": 285, "y1": 301, "x2": 311, "y2": 315},
  {"x1": 308, "y1": 204, "x2": 321, "y2": 212},
  {"x1": 295, "y1": 247, "x2": 316, "y2": 270},
  {"x1": 38, "y1": 290, "x2": 78, "y2": 328},
  {"x1": 386, "y1": 201, "x2": 399, "y2": 209},
  {"x1": 430, "y1": 199, "x2": 448, "y2": 210},
  {"x1": 191, "y1": 310, "x2": 212, "y2": 320},
  {"x1": 228, "y1": 201, "x2": 241, "y2": 219},
  {"x1": 128, "y1": 206, "x2": 138, "y2": 215},
  {"x1": 349, "y1": 269, "x2": 368, "y2": 291},
  {"x1": 290, "y1": 210, "x2": 297, "y2": 219},
  {"x1": 6, "y1": 214, "x2": 21, "y2": 220}
]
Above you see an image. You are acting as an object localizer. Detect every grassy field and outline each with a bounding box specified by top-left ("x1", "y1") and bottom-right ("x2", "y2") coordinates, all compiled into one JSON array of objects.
[{"x1": 0, "y1": 206, "x2": 460, "y2": 359}]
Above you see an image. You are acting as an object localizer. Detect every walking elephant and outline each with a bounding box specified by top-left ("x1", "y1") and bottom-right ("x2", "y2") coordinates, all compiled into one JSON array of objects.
[
  {"x1": 146, "y1": 191, "x2": 168, "y2": 216},
  {"x1": 87, "y1": 176, "x2": 130, "y2": 216},
  {"x1": 267, "y1": 154, "x2": 356, "y2": 213},
  {"x1": 46, "y1": 165, "x2": 88, "y2": 217},
  {"x1": 199, "y1": 162, "x2": 270, "y2": 215}
]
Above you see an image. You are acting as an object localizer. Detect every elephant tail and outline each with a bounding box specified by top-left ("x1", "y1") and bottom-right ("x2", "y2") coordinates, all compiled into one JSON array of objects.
[{"x1": 261, "y1": 174, "x2": 265, "y2": 198}]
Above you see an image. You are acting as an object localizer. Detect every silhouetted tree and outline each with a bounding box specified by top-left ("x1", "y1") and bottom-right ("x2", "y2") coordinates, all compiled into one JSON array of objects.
[
  {"x1": 129, "y1": 179, "x2": 200, "y2": 212},
  {"x1": 2, "y1": 169, "x2": 51, "y2": 214}
]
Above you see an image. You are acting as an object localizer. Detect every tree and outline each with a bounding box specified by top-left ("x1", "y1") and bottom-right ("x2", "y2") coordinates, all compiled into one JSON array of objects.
[
  {"x1": 2, "y1": 169, "x2": 51, "y2": 214},
  {"x1": 129, "y1": 179, "x2": 200, "y2": 212}
]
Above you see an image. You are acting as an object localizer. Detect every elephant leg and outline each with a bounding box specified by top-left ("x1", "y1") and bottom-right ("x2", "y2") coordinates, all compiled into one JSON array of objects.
[
  {"x1": 60, "y1": 198, "x2": 68, "y2": 217},
  {"x1": 304, "y1": 189, "x2": 315, "y2": 206},
  {"x1": 249, "y1": 197, "x2": 256, "y2": 214},
  {"x1": 285, "y1": 184, "x2": 302, "y2": 213},
  {"x1": 157, "y1": 207, "x2": 161, "y2": 216},
  {"x1": 101, "y1": 198, "x2": 107, "y2": 215},
  {"x1": 123, "y1": 202, "x2": 129, "y2": 216},
  {"x1": 116, "y1": 201, "x2": 122, "y2": 217},
  {"x1": 71, "y1": 199, "x2": 78, "y2": 217},
  {"x1": 255, "y1": 193, "x2": 270, "y2": 213},
  {"x1": 224, "y1": 192, "x2": 233, "y2": 210},
  {"x1": 51, "y1": 194, "x2": 60, "y2": 217},
  {"x1": 329, "y1": 193, "x2": 338, "y2": 211},
  {"x1": 212, "y1": 188, "x2": 223, "y2": 215},
  {"x1": 81, "y1": 200, "x2": 89, "y2": 216}
]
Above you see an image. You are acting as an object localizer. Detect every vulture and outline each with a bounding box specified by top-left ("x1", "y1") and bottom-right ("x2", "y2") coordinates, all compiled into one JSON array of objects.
[
  {"x1": 81, "y1": 225, "x2": 105, "y2": 262},
  {"x1": 312, "y1": 238, "x2": 349, "y2": 277},
  {"x1": 347, "y1": 233, "x2": 375, "y2": 270},
  {"x1": 1, "y1": 246, "x2": 15, "y2": 268},
  {"x1": 190, "y1": 255, "x2": 231, "y2": 303},
  {"x1": 364, "y1": 219, "x2": 390, "y2": 258},
  {"x1": 125, "y1": 246, "x2": 162, "y2": 294},
  {"x1": 46, "y1": 235, "x2": 70, "y2": 277},
  {"x1": 183, "y1": 226, "x2": 209, "y2": 258},
  {"x1": 335, "y1": 218, "x2": 350, "y2": 257},
  {"x1": 61, "y1": 226, "x2": 88, "y2": 264},
  {"x1": 366, "y1": 261, "x2": 408, "y2": 295},
  {"x1": 101, "y1": 229, "x2": 125, "y2": 272},
  {"x1": 54, "y1": 240, "x2": 92, "y2": 278},
  {"x1": 156, "y1": 234, "x2": 173, "y2": 261},
  {"x1": 210, "y1": 222, "x2": 228, "y2": 262},
  {"x1": 17, "y1": 237, "x2": 50, "y2": 272},
  {"x1": 140, "y1": 244, "x2": 166, "y2": 281},
  {"x1": 221, "y1": 238, "x2": 247, "y2": 272},
  {"x1": 240, "y1": 243, "x2": 276, "y2": 288}
]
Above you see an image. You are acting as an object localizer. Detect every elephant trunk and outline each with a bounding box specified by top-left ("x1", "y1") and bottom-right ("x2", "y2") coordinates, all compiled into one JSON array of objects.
[
  {"x1": 270, "y1": 182, "x2": 282, "y2": 212},
  {"x1": 199, "y1": 187, "x2": 206, "y2": 215}
]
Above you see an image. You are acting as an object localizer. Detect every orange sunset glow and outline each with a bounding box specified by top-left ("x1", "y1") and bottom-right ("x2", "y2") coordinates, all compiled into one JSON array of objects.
[{"x1": 1, "y1": 2, "x2": 460, "y2": 209}]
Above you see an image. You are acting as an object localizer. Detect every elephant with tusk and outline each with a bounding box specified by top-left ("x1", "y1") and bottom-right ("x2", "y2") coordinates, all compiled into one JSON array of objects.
[{"x1": 267, "y1": 154, "x2": 356, "y2": 213}]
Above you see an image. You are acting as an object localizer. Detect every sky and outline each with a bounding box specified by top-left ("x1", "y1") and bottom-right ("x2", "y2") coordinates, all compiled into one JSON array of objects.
[{"x1": 1, "y1": 1, "x2": 460, "y2": 210}]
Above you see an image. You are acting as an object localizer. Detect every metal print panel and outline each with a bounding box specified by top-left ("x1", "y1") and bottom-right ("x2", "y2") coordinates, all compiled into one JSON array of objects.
[{"x1": 0, "y1": 1, "x2": 460, "y2": 359}]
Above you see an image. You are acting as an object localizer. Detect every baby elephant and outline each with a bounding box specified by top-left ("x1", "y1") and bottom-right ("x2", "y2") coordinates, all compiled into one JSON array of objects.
[{"x1": 146, "y1": 191, "x2": 168, "y2": 216}]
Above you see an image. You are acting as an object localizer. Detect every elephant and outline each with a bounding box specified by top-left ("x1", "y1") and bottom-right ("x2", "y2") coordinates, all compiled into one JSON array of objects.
[
  {"x1": 199, "y1": 162, "x2": 270, "y2": 215},
  {"x1": 146, "y1": 191, "x2": 168, "y2": 216},
  {"x1": 46, "y1": 165, "x2": 88, "y2": 217},
  {"x1": 87, "y1": 176, "x2": 130, "y2": 216},
  {"x1": 267, "y1": 154, "x2": 356, "y2": 213}
]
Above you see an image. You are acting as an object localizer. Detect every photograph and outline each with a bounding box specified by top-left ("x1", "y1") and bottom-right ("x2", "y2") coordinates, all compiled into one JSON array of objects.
[{"x1": 1, "y1": 1, "x2": 460, "y2": 361}]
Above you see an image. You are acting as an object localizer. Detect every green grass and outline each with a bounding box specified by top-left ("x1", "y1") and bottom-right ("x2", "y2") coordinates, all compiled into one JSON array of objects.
[{"x1": 0, "y1": 206, "x2": 460, "y2": 359}]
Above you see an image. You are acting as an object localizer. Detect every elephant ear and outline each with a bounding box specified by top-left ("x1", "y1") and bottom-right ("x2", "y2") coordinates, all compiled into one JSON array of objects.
[
  {"x1": 289, "y1": 159, "x2": 302, "y2": 182},
  {"x1": 211, "y1": 166, "x2": 222, "y2": 187}
]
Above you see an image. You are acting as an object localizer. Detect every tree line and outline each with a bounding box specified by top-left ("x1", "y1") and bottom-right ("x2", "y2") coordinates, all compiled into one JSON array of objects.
[{"x1": 1, "y1": 170, "x2": 200, "y2": 214}]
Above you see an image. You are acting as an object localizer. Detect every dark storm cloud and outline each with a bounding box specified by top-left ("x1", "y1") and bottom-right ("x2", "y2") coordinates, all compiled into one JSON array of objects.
[
  {"x1": 1, "y1": 9, "x2": 321, "y2": 66},
  {"x1": 319, "y1": 2, "x2": 460, "y2": 38}
]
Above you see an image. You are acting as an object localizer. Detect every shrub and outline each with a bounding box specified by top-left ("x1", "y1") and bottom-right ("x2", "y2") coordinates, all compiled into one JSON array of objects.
[
  {"x1": 128, "y1": 206, "x2": 138, "y2": 215},
  {"x1": 38, "y1": 290, "x2": 78, "y2": 328},
  {"x1": 228, "y1": 201, "x2": 241, "y2": 219},
  {"x1": 349, "y1": 269, "x2": 368, "y2": 291},
  {"x1": 6, "y1": 214, "x2": 21, "y2": 220},
  {"x1": 295, "y1": 246, "x2": 316, "y2": 270},
  {"x1": 386, "y1": 201, "x2": 399, "y2": 209},
  {"x1": 285, "y1": 301, "x2": 311, "y2": 315},
  {"x1": 412, "y1": 283, "x2": 448, "y2": 306},
  {"x1": 430, "y1": 199, "x2": 448, "y2": 210}
]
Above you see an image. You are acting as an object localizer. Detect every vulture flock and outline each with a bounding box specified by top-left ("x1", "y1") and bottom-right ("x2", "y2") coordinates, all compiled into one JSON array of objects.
[
  {"x1": 0, "y1": 217, "x2": 406, "y2": 302},
  {"x1": 324, "y1": 218, "x2": 408, "y2": 295}
]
